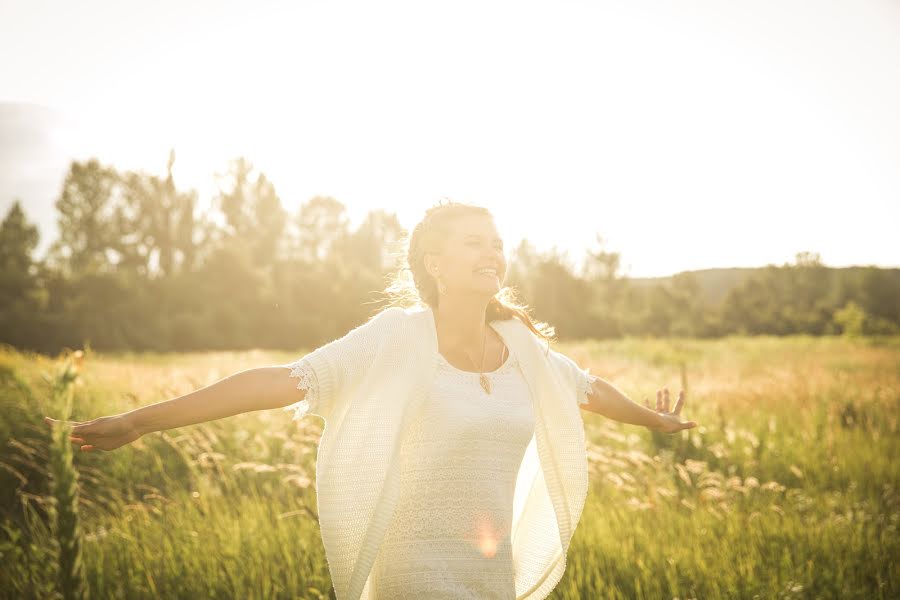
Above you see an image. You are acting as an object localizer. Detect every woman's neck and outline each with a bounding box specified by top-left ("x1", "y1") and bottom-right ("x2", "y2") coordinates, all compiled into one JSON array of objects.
[{"x1": 433, "y1": 296, "x2": 492, "y2": 351}]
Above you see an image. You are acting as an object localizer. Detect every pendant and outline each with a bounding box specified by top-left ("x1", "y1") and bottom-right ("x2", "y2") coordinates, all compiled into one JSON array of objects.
[{"x1": 480, "y1": 373, "x2": 492, "y2": 394}]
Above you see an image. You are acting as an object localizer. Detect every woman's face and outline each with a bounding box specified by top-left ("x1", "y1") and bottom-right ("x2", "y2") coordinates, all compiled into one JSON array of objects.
[{"x1": 426, "y1": 214, "x2": 507, "y2": 297}]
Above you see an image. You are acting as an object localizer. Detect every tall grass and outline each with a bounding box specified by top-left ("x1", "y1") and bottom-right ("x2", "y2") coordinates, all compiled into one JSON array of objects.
[
  {"x1": 46, "y1": 351, "x2": 89, "y2": 600},
  {"x1": 1, "y1": 335, "x2": 897, "y2": 599}
]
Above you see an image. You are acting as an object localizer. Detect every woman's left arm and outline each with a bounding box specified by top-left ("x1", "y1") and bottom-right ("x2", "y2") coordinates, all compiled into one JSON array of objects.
[{"x1": 582, "y1": 376, "x2": 697, "y2": 433}]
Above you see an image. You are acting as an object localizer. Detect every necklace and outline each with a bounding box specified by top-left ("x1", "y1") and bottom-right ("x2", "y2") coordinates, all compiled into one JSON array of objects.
[{"x1": 461, "y1": 325, "x2": 505, "y2": 394}]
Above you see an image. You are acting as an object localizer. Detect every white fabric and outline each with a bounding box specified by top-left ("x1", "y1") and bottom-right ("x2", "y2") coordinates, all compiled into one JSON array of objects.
[
  {"x1": 370, "y1": 348, "x2": 531, "y2": 599},
  {"x1": 280, "y1": 305, "x2": 596, "y2": 600},
  {"x1": 284, "y1": 336, "x2": 595, "y2": 422}
]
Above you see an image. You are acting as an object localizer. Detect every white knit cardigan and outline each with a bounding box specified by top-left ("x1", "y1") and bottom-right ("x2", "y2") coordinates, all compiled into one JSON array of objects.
[{"x1": 283, "y1": 303, "x2": 590, "y2": 600}]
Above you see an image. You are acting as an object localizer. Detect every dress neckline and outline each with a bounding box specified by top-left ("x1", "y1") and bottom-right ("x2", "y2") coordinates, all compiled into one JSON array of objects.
[
  {"x1": 434, "y1": 320, "x2": 514, "y2": 375},
  {"x1": 436, "y1": 343, "x2": 514, "y2": 375}
]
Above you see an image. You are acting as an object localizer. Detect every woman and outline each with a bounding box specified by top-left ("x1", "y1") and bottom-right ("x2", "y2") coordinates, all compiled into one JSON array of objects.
[{"x1": 45, "y1": 200, "x2": 696, "y2": 600}]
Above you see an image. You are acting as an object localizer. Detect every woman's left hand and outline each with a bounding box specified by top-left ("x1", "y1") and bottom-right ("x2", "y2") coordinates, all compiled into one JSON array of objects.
[{"x1": 644, "y1": 387, "x2": 697, "y2": 433}]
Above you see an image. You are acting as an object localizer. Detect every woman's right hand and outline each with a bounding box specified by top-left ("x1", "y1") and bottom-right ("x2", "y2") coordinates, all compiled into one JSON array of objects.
[{"x1": 43, "y1": 414, "x2": 143, "y2": 452}]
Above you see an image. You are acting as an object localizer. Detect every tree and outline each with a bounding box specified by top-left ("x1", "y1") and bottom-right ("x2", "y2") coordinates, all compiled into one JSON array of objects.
[
  {"x1": 293, "y1": 195, "x2": 350, "y2": 264},
  {"x1": 858, "y1": 267, "x2": 900, "y2": 325},
  {"x1": 213, "y1": 157, "x2": 286, "y2": 266},
  {"x1": 787, "y1": 251, "x2": 832, "y2": 334},
  {"x1": 581, "y1": 233, "x2": 622, "y2": 282},
  {"x1": 527, "y1": 247, "x2": 592, "y2": 338},
  {"x1": 48, "y1": 158, "x2": 123, "y2": 274},
  {"x1": 581, "y1": 233, "x2": 628, "y2": 338},
  {"x1": 0, "y1": 200, "x2": 43, "y2": 347},
  {"x1": 338, "y1": 208, "x2": 405, "y2": 273},
  {"x1": 505, "y1": 238, "x2": 539, "y2": 298},
  {"x1": 119, "y1": 149, "x2": 200, "y2": 277},
  {"x1": 0, "y1": 200, "x2": 39, "y2": 276},
  {"x1": 832, "y1": 300, "x2": 867, "y2": 337}
]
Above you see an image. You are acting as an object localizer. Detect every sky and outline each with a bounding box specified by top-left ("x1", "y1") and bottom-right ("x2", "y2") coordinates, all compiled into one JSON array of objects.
[{"x1": 1, "y1": 0, "x2": 899, "y2": 278}]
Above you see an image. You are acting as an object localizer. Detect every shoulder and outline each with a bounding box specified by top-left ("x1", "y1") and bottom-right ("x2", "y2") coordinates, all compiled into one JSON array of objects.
[
  {"x1": 372, "y1": 305, "x2": 406, "y2": 321},
  {"x1": 365, "y1": 305, "x2": 410, "y2": 338},
  {"x1": 491, "y1": 314, "x2": 540, "y2": 344},
  {"x1": 330, "y1": 306, "x2": 406, "y2": 346}
]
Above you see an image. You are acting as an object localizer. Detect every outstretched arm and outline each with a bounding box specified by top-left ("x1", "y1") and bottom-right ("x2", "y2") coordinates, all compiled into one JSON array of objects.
[
  {"x1": 44, "y1": 366, "x2": 306, "y2": 452},
  {"x1": 582, "y1": 377, "x2": 697, "y2": 433}
]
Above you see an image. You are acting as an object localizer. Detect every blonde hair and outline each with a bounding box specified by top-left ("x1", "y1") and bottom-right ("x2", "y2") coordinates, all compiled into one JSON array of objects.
[{"x1": 375, "y1": 198, "x2": 556, "y2": 348}]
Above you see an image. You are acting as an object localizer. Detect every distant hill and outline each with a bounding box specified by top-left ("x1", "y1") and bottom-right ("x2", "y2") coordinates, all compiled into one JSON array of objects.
[
  {"x1": 627, "y1": 267, "x2": 757, "y2": 305},
  {"x1": 627, "y1": 266, "x2": 900, "y2": 307}
]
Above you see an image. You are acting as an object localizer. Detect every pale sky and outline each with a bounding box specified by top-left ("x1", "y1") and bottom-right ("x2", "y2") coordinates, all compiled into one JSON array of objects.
[{"x1": 1, "y1": 0, "x2": 899, "y2": 277}]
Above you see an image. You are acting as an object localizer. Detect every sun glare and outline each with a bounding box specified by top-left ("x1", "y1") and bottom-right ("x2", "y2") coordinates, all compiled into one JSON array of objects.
[
  {"x1": 4, "y1": 0, "x2": 898, "y2": 276},
  {"x1": 474, "y1": 515, "x2": 501, "y2": 559}
]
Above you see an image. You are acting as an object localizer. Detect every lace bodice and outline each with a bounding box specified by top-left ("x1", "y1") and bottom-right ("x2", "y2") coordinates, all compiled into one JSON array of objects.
[
  {"x1": 283, "y1": 348, "x2": 596, "y2": 421},
  {"x1": 370, "y1": 350, "x2": 532, "y2": 599},
  {"x1": 284, "y1": 348, "x2": 596, "y2": 599}
]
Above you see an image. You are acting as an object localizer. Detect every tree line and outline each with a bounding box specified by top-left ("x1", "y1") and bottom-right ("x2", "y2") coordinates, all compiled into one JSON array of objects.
[{"x1": 2, "y1": 152, "x2": 897, "y2": 354}]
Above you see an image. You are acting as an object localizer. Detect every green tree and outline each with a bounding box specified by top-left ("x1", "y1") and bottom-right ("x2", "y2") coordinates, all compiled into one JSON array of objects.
[
  {"x1": 213, "y1": 156, "x2": 286, "y2": 266},
  {"x1": 0, "y1": 199, "x2": 39, "y2": 278},
  {"x1": 581, "y1": 233, "x2": 627, "y2": 338},
  {"x1": 338, "y1": 208, "x2": 405, "y2": 273},
  {"x1": 0, "y1": 200, "x2": 44, "y2": 347},
  {"x1": 858, "y1": 267, "x2": 900, "y2": 325},
  {"x1": 293, "y1": 195, "x2": 350, "y2": 264},
  {"x1": 48, "y1": 158, "x2": 123, "y2": 274},
  {"x1": 119, "y1": 149, "x2": 200, "y2": 277},
  {"x1": 785, "y1": 251, "x2": 832, "y2": 334},
  {"x1": 667, "y1": 272, "x2": 705, "y2": 337},
  {"x1": 527, "y1": 248, "x2": 592, "y2": 338},
  {"x1": 832, "y1": 300, "x2": 867, "y2": 337}
]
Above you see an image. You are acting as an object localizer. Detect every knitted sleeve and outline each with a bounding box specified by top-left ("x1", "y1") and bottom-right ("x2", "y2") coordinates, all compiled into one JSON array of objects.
[
  {"x1": 547, "y1": 348, "x2": 599, "y2": 406},
  {"x1": 281, "y1": 307, "x2": 400, "y2": 421}
]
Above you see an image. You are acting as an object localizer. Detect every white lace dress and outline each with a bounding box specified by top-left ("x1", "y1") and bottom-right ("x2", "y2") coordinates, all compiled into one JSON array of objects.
[{"x1": 286, "y1": 347, "x2": 596, "y2": 599}]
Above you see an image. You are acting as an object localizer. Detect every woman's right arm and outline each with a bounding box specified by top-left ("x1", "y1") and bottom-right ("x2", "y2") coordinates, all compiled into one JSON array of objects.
[{"x1": 45, "y1": 366, "x2": 305, "y2": 452}]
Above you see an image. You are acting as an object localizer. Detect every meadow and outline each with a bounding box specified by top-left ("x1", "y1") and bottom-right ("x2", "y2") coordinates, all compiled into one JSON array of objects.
[{"x1": 1, "y1": 335, "x2": 897, "y2": 599}]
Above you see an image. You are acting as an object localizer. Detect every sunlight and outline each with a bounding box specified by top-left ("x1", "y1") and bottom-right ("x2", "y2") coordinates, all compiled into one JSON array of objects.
[
  {"x1": 3, "y1": 0, "x2": 898, "y2": 276},
  {"x1": 2, "y1": 3, "x2": 898, "y2": 597}
]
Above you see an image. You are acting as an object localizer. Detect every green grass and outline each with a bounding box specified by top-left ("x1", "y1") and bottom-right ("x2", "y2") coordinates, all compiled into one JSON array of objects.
[{"x1": 1, "y1": 336, "x2": 898, "y2": 599}]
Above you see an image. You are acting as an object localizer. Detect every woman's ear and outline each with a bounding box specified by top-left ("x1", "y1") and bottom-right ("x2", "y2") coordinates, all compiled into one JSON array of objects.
[{"x1": 424, "y1": 253, "x2": 437, "y2": 275}]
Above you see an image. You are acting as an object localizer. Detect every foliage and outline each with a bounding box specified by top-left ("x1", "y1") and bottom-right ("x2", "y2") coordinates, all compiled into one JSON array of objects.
[
  {"x1": 2, "y1": 336, "x2": 897, "y2": 598},
  {"x1": 1, "y1": 155, "x2": 899, "y2": 353},
  {"x1": 46, "y1": 352, "x2": 89, "y2": 599}
]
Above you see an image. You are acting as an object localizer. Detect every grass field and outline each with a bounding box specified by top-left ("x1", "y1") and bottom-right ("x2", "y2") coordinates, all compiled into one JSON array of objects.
[{"x1": 1, "y1": 335, "x2": 898, "y2": 599}]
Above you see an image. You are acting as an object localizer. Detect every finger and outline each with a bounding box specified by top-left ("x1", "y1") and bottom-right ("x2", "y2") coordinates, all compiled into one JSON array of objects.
[
  {"x1": 656, "y1": 389, "x2": 662, "y2": 411},
  {"x1": 80, "y1": 445, "x2": 95, "y2": 452},
  {"x1": 673, "y1": 390, "x2": 685, "y2": 415},
  {"x1": 45, "y1": 417, "x2": 86, "y2": 429},
  {"x1": 663, "y1": 387, "x2": 670, "y2": 412},
  {"x1": 70, "y1": 436, "x2": 85, "y2": 444},
  {"x1": 681, "y1": 421, "x2": 697, "y2": 430}
]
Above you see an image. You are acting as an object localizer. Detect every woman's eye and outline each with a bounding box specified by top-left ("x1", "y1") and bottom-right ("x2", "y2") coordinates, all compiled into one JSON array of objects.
[{"x1": 465, "y1": 240, "x2": 503, "y2": 251}]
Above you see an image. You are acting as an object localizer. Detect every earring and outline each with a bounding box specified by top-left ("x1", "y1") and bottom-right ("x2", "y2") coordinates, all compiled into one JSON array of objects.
[{"x1": 433, "y1": 268, "x2": 447, "y2": 295}]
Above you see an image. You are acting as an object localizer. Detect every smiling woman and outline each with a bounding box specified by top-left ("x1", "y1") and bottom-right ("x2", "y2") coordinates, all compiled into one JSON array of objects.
[
  {"x1": 275, "y1": 198, "x2": 695, "y2": 599},
  {"x1": 44, "y1": 199, "x2": 694, "y2": 600}
]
